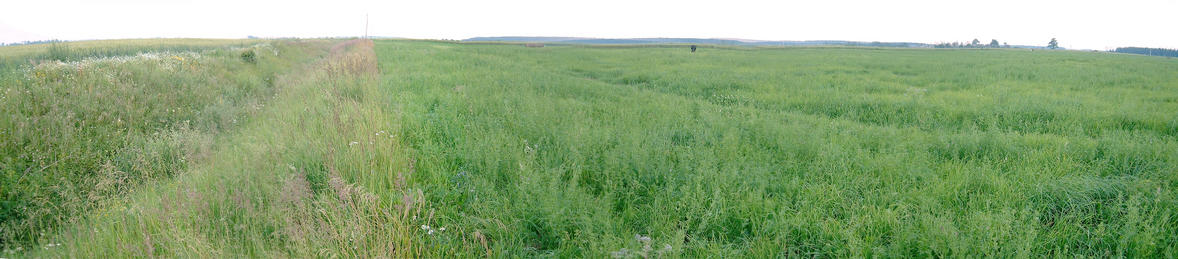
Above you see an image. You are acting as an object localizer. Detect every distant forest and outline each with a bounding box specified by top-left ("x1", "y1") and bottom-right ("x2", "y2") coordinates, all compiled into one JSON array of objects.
[
  {"x1": 1, "y1": 39, "x2": 65, "y2": 46},
  {"x1": 1113, "y1": 47, "x2": 1178, "y2": 58}
]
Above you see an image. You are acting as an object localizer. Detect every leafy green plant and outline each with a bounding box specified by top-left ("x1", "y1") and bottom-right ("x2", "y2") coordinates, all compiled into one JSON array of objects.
[{"x1": 241, "y1": 49, "x2": 257, "y2": 64}]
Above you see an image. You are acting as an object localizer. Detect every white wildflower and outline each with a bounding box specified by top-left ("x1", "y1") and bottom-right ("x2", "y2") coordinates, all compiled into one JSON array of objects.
[
  {"x1": 634, "y1": 234, "x2": 651, "y2": 243},
  {"x1": 611, "y1": 248, "x2": 630, "y2": 258}
]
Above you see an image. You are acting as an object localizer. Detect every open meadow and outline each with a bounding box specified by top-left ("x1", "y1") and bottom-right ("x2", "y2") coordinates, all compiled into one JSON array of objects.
[{"x1": 1, "y1": 39, "x2": 1176, "y2": 257}]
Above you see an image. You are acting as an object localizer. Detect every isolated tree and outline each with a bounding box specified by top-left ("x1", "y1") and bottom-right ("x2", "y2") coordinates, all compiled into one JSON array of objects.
[
  {"x1": 971, "y1": 38, "x2": 981, "y2": 47},
  {"x1": 1003, "y1": 42, "x2": 1009, "y2": 48},
  {"x1": 1048, "y1": 38, "x2": 1059, "y2": 49},
  {"x1": 989, "y1": 39, "x2": 1000, "y2": 48}
]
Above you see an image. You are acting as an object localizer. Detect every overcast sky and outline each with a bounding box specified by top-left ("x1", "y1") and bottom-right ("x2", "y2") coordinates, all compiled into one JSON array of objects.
[{"x1": 2, "y1": 0, "x2": 1176, "y2": 50}]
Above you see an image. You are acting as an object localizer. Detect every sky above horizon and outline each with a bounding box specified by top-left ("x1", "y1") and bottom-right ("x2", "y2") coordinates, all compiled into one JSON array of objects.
[{"x1": 2, "y1": 0, "x2": 1176, "y2": 50}]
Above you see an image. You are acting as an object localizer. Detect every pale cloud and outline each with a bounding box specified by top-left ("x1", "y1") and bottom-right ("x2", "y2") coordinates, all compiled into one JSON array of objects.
[{"x1": 1, "y1": 0, "x2": 1175, "y2": 50}]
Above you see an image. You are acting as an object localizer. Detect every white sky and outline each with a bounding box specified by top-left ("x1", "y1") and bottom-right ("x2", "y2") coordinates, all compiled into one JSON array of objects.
[{"x1": 2, "y1": 0, "x2": 1176, "y2": 50}]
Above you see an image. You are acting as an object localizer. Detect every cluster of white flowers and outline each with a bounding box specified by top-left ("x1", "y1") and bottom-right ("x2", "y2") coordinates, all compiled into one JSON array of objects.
[
  {"x1": 634, "y1": 234, "x2": 651, "y2": 243},
  {"x1": 231, "y1": 43, "x2": 280, "y2": 56},
  {"x1": 374, "y1": 130, "x2": 396, "y2": 140},
  {"x1": 611, "y1": 234, "x2": 672, "y2": 258},
  {"x1": 41, "y1": 243, "x2": 62, "y2": 250},
  {"x1": 420, "y1": 225, "x2": 445, "y2": 235},
  {"x1": 42, "y1": 51, "x2": 200, "y2": 70},
  {"x1": 23, "y1": 50, "x2": 204, "y2": 82},
  {"x1": 18, "y1": 42, "x2": 281, "y2": 83},
  {"x1": 382, "y1": 130, "x2": 396, "y2": 139}
]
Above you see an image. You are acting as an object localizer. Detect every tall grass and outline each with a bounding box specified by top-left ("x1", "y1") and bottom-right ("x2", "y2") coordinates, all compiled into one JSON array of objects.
[
  {"x1": 20, "y1": 39, "x2": 428, "y2": 257},
  {"x1": 11, "y1": 40, "x2": 1178, "y2": 257},
  {"x1": 0, "y1": 39, "x2": 320, "y2": 248},
  {"x1": 365, "y1": 42, "x2": 1176, "y2": 257}
]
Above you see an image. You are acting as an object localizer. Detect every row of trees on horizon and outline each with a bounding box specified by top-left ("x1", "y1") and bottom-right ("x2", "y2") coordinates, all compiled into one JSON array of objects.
[
  {"x1": 1112, "y1": 47, "x2": 1178, "y2": 58},
  {"x1": 934, "y1": 38, "x2": 1061, "y2": 49}
]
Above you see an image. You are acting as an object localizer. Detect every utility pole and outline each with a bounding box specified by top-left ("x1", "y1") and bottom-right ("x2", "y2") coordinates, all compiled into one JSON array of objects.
[{"x1": 364, "y1": 13, "x2": 369, "y2": 39}]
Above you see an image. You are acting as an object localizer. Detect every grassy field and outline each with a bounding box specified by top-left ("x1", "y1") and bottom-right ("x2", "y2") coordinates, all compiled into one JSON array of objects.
[
  {"x1": 3, "y1": 39, "x2": 1177, "y2": 257},
  {"x1": 0, "y1": 38, "x2": 327, "y2": 248}
]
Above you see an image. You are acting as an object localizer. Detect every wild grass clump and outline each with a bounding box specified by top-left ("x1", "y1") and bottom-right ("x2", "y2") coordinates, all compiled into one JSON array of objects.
[
  {"x1": 240, "y1": 49, "x2": 257, "y2": 64},
  {"x1": 44, "y1": 40, "x2": 73, "y2": 62}
]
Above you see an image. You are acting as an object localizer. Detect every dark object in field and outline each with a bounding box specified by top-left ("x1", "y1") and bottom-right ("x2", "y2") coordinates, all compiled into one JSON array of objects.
[
  {"x1": 691, "y1": 45, "x2": 697, "y2": 52},
  {"x1": 525, "y1": 43, "x2": 544, "y2": 48},
  {"x1": 240, "y1": 50, "x2": 257, "y2": 64}
]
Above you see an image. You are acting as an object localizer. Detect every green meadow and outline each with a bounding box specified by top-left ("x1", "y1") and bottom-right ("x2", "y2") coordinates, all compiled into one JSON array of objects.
[{"x1": 2, "y1": 39, "x2": 1176, "y2": 257}]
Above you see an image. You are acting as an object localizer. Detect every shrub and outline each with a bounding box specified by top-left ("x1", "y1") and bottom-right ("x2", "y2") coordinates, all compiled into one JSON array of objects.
[{"x1": 241, "y1": 49, "x2": 257, "y2": 64}]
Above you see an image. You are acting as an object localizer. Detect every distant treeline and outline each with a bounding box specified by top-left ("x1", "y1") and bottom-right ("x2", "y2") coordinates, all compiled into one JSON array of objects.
[
  {"x1": 464, "y1": 37, "x2": 933, "y2": 48},
  {"x1": 1113, "y1": 47, "x2": 1178, "y2": 58},
  {"x1": 934, "y1": 39, "x2": 1012, "y2": 49},
  {"x1": 1, "y1": 39, "x2": 67, "y2": 47}
]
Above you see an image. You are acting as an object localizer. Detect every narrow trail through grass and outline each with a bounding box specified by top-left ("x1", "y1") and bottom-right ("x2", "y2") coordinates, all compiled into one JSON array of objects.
[
  {"x1": 24, "y1": 39, "x2": 426, "y2": 257},
  {"x1": 1, "y1": 39, "x2": 324, "y2": 249}
]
